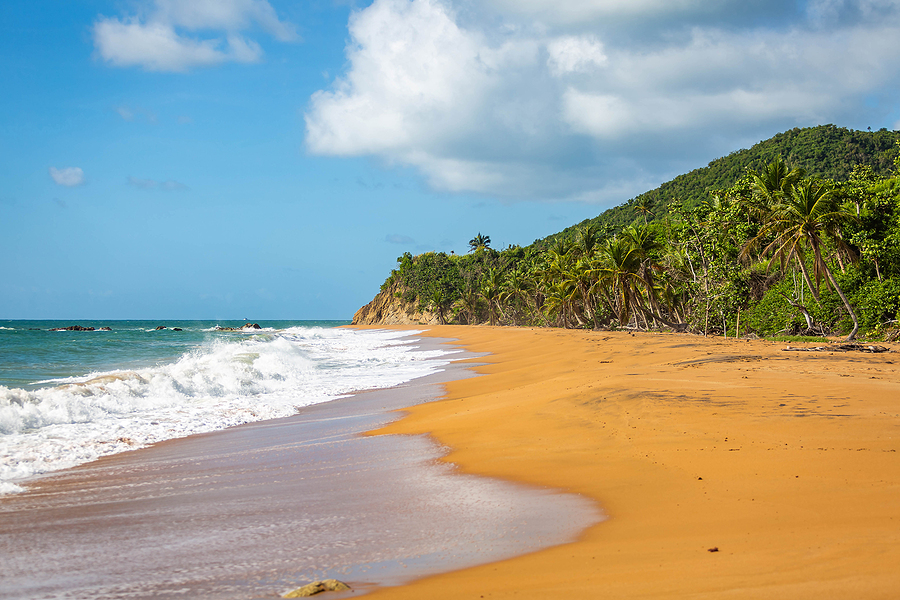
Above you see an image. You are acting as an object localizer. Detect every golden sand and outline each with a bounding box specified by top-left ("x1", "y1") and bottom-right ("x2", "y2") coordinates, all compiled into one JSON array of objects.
[{"x1": 363, "y1": 326, "x2": 900, "y2": 599}]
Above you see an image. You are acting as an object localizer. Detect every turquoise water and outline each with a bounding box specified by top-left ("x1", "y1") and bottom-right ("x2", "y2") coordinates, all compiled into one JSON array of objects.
[
  {"x1": 0, "y1": 321, "x2": 456, "y2": 493},
  {"x1": 0, "y1": 320, "x2": 346, "y2": 390}
]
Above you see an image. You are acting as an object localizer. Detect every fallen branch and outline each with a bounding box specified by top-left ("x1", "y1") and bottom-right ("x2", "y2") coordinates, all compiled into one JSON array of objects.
[{"x1": 783, "y1": 344, "x2": 890, "y2": 353}]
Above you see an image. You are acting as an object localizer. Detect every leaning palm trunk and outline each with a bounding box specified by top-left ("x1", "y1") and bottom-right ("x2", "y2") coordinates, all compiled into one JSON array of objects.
[
  {"x1": 792, "y1": 249, "x2": 821, "y2": 302},
  {"x1": 812, "y1": 244, "x2": 859, "y2": 341},
  {"x1": 637, "y1": 304, "x2": 688, "y2": 332}
]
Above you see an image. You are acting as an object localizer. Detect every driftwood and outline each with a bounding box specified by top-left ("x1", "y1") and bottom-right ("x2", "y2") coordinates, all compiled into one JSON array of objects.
[{"x1": 783, "y1": 344, "x2": 890, "y2": 353}]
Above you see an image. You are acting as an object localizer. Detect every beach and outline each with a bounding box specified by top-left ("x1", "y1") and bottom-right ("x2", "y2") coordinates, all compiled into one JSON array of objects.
[
  {"x1": 0, "y1": 332, "x2": 596, "y2": 599},
  {"x1": 2, "y1": 324, "x2": 898, "y2": 599},
  {"x1": 361, "y1": 326, "x2": 900, "y2": 599}
]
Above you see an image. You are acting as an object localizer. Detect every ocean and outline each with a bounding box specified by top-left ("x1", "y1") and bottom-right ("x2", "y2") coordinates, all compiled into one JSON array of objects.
[
  {"x1": 0, "y1": 320, "x2": 602, "y2": 598},
  {"x1": 0, "y1": 320, "x2": 457, "y2": 494}
]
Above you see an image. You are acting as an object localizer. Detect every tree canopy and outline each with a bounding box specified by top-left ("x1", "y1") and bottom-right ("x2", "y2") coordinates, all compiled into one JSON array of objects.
[{"x1": 377, "y1": 126, "x2": 900, "y2": 341}]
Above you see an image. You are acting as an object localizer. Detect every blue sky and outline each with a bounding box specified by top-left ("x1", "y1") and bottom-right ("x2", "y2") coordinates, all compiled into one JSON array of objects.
[{"x1": 2, "y1": 0, "x2": 899, "y2": 320}]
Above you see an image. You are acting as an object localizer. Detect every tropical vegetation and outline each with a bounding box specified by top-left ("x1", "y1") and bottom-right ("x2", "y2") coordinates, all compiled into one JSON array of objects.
[{"x1": 378, "y1": 126, "x2": 900, "y2": 341}]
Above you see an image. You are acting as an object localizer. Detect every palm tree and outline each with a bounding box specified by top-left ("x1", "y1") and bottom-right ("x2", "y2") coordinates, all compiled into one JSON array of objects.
[
  {"x1": 749, "y1": 156, "x2": 806, "y2": 212},
  {"x1": 621, "y1": 224, "x2": 666, "y2": 324},
  {"x1": 543, "y1": 279, "x2": 580, "y2": 328},
  {"x1": 499, "y1": 269, "x2": 534, "y2": 325},
  {"x1": 749, "y1": 178, "x2": 860, "y2": 340},
  {"x1": 479, "y1": 268, "x2": 504, "y2": 325},
  {"x1": 547, "y1": 236, "x2": 574, "y2": 258},
  {"x1": 591, "y1": 235, "x2": 684, "y2": 330},
  {"x1": 573, "y1": 224, "x2": 601, "y2": 258},
  {"x1": 592, "y1": 236, "x2": 647, "y2": 327},
  {"x1": 635, "y1": 201, "x2": 654, "y2": 225},
  {"x1": 468, "y1": 233, "x2": 491, "y2": 253},
  {"x1": 453, "y1": 284, "x2": 482, "y2": 325},
  {"x1": 428, "y1": 288, "x2": 448, "y2": 325}
]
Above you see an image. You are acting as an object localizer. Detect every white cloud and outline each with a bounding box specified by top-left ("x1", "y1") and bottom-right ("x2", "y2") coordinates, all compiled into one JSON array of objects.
[
  {"x1": 547, "y1": 36, "x2": 607, "y2": 76},
  {"x1": 49, "y1": 167, "x2": 85, "y2": 187},
  {"x1": 306, "y1": 0, "x2": 900, "y2": 202},
  {"x1": 115, "y1": 106, "x2": 135, "y2": 121},
  {"x1": 306, "y1": 0, "x2": 491, "y2": 156},
  {"x1": 806, "y1": 0, "x2": 900, "y2": 25},
  {"x1": 154, "y1": 0, "x2": 297, "y2": 41},
  {"x1": 306, "y1": 0, "x2": 557, "y2": 195},
  {"x1": 93, "y1": 0, "x2": 295, "y2": 72}
]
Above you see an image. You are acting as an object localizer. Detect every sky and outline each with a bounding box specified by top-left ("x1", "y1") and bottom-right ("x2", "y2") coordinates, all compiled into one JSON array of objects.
[{"x1": 2, "y1": 0, "x2": 899, "y2": 320}]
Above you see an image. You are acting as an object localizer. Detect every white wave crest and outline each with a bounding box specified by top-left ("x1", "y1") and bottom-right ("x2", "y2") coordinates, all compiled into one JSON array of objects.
[{"x1": 0, "y1": 328, "x2": 451, "y2": 492}]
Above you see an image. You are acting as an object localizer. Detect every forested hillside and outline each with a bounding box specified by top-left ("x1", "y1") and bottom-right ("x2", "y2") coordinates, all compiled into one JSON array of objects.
[
  {"x1": 546, "y1": 125, "x2": 900, "y2": 243},
  {"x1": 356, "y1": 126, "x2": 900, "y2": 341}
]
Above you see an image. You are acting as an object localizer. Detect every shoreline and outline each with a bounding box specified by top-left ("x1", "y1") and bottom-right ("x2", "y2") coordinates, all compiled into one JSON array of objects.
[
  {"x1": 358, "y1": 325, "x2": 900, "y2": 599},
  {"x1": 0, "y1": 333, "x2": 597, "y2": 599}
]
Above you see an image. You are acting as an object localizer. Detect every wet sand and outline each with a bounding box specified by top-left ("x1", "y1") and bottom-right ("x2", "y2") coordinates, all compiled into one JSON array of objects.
[
  {"x1": 361, "y1": 326, "x2": 900, "y2": 600},
  {"x1": 0, "y1": 335, "x2": 599, "y2": 599}
]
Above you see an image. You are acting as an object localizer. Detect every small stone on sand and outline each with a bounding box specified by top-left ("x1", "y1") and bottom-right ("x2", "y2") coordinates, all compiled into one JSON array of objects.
[{"x1": 283, "y1": 579, "x2": 351, "y2": 597}]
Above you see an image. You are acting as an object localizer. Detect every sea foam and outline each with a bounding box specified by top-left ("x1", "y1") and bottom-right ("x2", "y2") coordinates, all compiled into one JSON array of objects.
[{"x1": 0, "y1": 328, "x2": 455, "y2": 494}]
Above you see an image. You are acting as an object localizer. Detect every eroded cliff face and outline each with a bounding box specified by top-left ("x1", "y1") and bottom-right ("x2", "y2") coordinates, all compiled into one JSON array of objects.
[{"x1": 352, "y1": 281, "x2": 441, "y2": 325}]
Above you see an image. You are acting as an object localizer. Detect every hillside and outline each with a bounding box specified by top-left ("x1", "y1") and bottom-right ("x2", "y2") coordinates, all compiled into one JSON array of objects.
[
  {"x1": 542, "y1": 125, "x2": 900, "y2": 246},
  {"x1": 356, "y1": 125, "x2": 900, "y2": 341}
]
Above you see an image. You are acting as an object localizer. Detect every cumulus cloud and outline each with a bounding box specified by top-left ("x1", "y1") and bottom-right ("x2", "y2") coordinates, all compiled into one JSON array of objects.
[
  {"x1": 93, "y1": 0, "x2": 296, "y2": 72},
  {"x1": 547, "y1": 36, "x2": 607, "y2": 76},
  {"x1": 306, "y1": 0, "x2": 900, "y2": 203},
  {"x1": 49, "y1": 167, "x2": 85, "y2": 187}
]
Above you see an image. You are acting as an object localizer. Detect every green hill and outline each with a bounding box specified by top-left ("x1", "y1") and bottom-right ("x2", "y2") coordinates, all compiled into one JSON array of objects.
[
  {"x1": 359, "y1": 124, "x2": 900, "y2": 340},
  {"x1": 543, "y1": 125, "x2": 900, "y2": 245}
]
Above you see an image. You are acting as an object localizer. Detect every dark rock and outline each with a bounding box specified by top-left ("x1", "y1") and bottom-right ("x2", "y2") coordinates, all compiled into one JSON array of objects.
[
  {"x1": 215, "y1": 323, "x2": 262, "y2": 332},
  {"x1": 172, "y1": 327, "x2": 182, "y2": 331},
  {"x1": 155, "y1": 326, "x2": 167, "y2": 330},
  {"x1": 99, "y1": 327, "x2": 112, "y2": 331},
  {"x1": 49, "y1": 326, "x2": 95, "y2": 331}
]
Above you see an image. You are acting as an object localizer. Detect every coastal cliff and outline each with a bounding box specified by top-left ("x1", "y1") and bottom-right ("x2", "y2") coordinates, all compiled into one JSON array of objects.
[{"x1": 352, "y1": 281, "x2": 441, "y2": 325}]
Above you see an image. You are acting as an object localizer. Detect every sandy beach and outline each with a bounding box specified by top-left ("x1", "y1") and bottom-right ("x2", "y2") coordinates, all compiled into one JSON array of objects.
[
  {"x1": 361, "y1": 325, "x2": 900, "y2": 600},
  {"x1": 0, "y1": 334, "x2": 595, "y2": 599}
]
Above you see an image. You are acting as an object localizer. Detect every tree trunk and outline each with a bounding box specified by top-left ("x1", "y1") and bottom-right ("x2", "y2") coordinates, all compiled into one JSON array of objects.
[
  {"x1": 824, "y1": 266, "x2": 859, "y2": 341},
  {"x1": 814, "y1": 245, "x2": 859, "y2": 341},
  {"x1": 638, "y1": 305, "x2": 688, "y2": 332},
  {"x1": 794, "y1": 250, "x2": 820, "y2": 302},
  {"x1": 779, "y1": 293, "x2": 815, "y2": 329}
]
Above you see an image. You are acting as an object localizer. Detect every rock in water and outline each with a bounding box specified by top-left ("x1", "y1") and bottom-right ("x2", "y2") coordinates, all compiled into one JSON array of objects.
[{"x1": 282, "y1": 579, "x2": 351, "y2": 597}]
